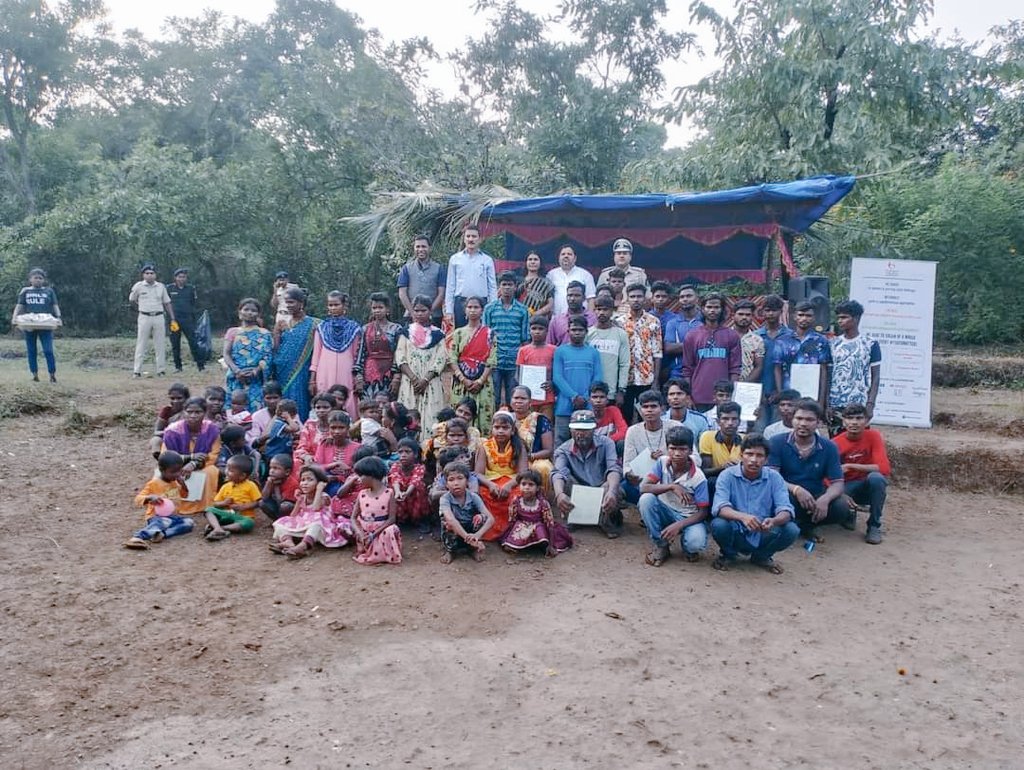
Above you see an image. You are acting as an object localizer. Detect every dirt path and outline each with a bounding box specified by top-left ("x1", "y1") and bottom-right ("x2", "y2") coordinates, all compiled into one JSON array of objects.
[{"x1": 0, "y1": 365, "x2": 1021, "y2": 768}]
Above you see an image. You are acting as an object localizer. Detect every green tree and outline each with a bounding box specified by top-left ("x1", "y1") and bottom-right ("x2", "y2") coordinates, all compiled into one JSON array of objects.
[
  {"x1": 453, "y1": 0, "x2": 691, "y2": 191},
  {"x1": 0, "y1": 0, "x2": 102, "y2": 217},
  {"x1": 659, "y1": 0, "x2": 985, "y2": 187}
]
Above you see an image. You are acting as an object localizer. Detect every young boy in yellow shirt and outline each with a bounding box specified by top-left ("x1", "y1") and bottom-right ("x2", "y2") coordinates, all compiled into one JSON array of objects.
[{"x1": 203, "y1": 454, "x2": 262, "y2": 541}]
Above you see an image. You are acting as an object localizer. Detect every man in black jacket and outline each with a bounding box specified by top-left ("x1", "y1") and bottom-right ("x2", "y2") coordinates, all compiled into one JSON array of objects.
[{"x1": 167, "y1": 268, "x2": 205, "y2": 372}]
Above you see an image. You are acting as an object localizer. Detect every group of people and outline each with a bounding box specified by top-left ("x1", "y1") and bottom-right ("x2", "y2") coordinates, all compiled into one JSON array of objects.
[{"x1": 9, "y1": 228, "x2": 890, "y2": 573}]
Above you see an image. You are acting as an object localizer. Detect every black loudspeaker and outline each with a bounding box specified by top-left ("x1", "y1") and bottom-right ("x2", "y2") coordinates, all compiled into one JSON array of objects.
[{"x1": 787, "y1": 276, "x2": 831, "y2": 332}]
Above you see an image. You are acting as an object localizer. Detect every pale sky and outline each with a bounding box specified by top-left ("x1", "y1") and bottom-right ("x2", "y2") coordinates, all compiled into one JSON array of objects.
[{"x1": 101, "y1": 0, "x2": 1021, "y2": 148}]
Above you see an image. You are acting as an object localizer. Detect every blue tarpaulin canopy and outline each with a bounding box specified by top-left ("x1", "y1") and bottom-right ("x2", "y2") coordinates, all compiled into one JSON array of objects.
[{"x1": 478, "y1": 175, "x2": 855, "y2": 283}]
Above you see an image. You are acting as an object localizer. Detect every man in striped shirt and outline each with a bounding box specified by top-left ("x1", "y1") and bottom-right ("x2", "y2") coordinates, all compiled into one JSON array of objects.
[{"x1": 483, "y1": 271, "x2": 530, "y2": 410}]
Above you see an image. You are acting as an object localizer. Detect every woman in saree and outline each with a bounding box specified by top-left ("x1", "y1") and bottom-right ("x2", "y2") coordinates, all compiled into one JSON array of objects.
[
  {"x1": 449, "y1": 296, "x2": 496, "y2": 435},
  {"x1": 309, "y1": 291, "x2": 361, "y2": 419},
  {"x1": 474, "y1": 411, "x2": 528, "y2": 540},
  {"x1": 223, "y1": 298, "x2": 273, "y2": 413},
  {"x1": 354, "y1": 292, "x2": 402, "y2": 403},
  {"x1": 517, "y1": 251, "x2": 555, "y2": 317},
  {"x1": 395, "y1": 295, "x2": 448, "y2": 428},
  {"x1": 160, "y1": 397, "x2": 222, "y2": 515},
  {"x1": 509, "y1": 385, "x2": 555, "y2": 492},
  {"x1": 273, "y1": 287, "x2": 318, "y2": 420}
]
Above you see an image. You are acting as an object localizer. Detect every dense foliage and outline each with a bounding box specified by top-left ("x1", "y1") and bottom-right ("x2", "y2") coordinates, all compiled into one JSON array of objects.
[{"x1": 0, "y1": 0, "x2": 1021, "y2": 341}]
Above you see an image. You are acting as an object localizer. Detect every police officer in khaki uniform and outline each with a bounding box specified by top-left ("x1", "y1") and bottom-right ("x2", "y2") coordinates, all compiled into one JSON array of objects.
[
  {"x1": 129, "y1": 264, "x2": 177, "y2": 378},
  {"x1": 597, "y1": 238, "x2": 648, "y2": 291}
]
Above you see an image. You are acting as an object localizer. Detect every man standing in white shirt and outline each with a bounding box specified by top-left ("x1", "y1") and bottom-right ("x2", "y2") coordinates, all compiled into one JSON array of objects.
[
  {"x1": 129, "y1": 264, "x2": 177, "y2": 378},
  {"x1": 444, "y1": 224, "x2": 497, "y2": 328},
  {"x1": 547, "y1": 244, "x2": 597, "y2": 315}
]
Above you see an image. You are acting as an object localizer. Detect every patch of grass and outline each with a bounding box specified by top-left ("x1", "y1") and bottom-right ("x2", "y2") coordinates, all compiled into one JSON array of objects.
[
  {"x1": 932, "y1": 354, "x2": 1024, "y2": 388},
  {"x1": 114, "y1": 401, "x2": 156, "y2": 434},
  {"x1": 61, "y1": 402, "x2": 96, "y2": 435},
  {"x1": 0, "y1": 385, "x2": 70, "y2": 419}
]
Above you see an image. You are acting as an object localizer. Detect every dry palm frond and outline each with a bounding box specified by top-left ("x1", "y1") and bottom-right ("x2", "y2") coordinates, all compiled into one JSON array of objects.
[{"x1": 345, "y1": 182, "x2": 524, "y2": 256}]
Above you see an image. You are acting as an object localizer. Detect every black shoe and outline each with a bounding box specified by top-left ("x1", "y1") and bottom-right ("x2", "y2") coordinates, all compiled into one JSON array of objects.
[
  {"x1": 133, "y1": 372, "x2": 142, "y2": 378},
  {"x1": 174, "y1": 367, "x2": 183, "y2": 373},
  {"x1": 156, "y1": 371, "x2": 167, "y2": 377},
  {"x1": 49, "y1": 374, "x2": 57, "y2": 384},
  {"x1": 31, "y1": 374, "x2": 39, "y2": 382}
]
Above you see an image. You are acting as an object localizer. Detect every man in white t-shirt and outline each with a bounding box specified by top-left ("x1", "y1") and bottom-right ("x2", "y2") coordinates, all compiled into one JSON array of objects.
[{"x1": 547, "y1": 244, "x2": 596, "y2": 315}]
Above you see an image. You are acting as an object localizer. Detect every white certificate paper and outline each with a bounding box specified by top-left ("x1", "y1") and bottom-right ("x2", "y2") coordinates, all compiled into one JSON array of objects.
[
  {"x1": 519, "y1": 364, "x2": 548, "y2": 401},
  {"x1": 152, "y1": 468, "x2": 207, "y2": 501},
  {"x1": 628, "y1": 451, "x2": 657, "y2": 480},
  {"x1": 183, "y1": 469, "x2": 208, "y2": 501},
  {"x1": 790, "y1": 363, "x2": 821, "y2": 400},
  {"x1": 568, "y1": 485, "x2": 603, "y2": 526},
  {"x1": 733, "y1": 382, "x2": 762, "y2": 422}
]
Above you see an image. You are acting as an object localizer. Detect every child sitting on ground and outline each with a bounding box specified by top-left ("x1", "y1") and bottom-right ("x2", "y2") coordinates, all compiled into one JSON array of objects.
[
  {"x1": 259, "y1": 453, "x2": 299, "y2": 522},
  {"x1": 352, "y1": 456, "x2": 403, "y2": 565},
  {"x1": 226, "y1": 389, "x2": 253, "y2": 430},
  {"x1": 428, "y1": 443, "x2": 480, "y2": 505},
  {"x1": 327, "y1": 383, "x2": 351, "y2": 416},
  {"x1": 295, "y1": 392, "x2": 337, "y2": 462},
  {"x1": 149, "y1": 383, "x2": 190, "y2": 459},
  {"x1": 203, "y1": 454, "x2": 262, "y2": 541},
  {"x1": 246, "y1": 380, "x2": 281, "y2": 447},
  {"x1": 351, "y1": 398, "x2": 384, "y2": 450},
  {"x1": 125, "y1": 451, "x2": 194, "y2": 549},
  {"x1": 270, "y1": 464, "x2": 330, "y2": 559},
  {"x1": 422, "y1": 406, "x2": 456, "y2": 477},
  {"x1": 204, "y1": 385, "x2": 227, "y2": 427},
  {"x1": 438, "y1": 461, "x2": 493, "y2": 564},
  {"x1": 389, "y1": 436, "x2": 430, "y2": 532},
  {"x1": 501, "y1": 469, "x2": 573, "y2": 557},
  {"x1": 216, "y1": 424, "x2": 261, "y2": 482},
  {"x1": 312, "y1": 410, "x2": 362, "y2": 501},
  {"x1": 260, "y1": 399, "x2": 302, "y2": 459}
]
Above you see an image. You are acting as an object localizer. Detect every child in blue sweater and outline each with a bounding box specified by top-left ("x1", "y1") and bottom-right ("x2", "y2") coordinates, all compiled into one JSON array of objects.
[{"x1": 552, "y1": 315, "x2": 602, "y2": 443}]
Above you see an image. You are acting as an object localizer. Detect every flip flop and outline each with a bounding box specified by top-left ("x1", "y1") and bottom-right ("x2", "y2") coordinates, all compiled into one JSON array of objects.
[
  {"x1": 752, "y1": 558, "x2": 784, "y2": 575},
  {"x1": 645, "y1": 545, "x2": 670, "y2": 567},
  {"x1": 712, "y1": 556, "x2": 733, "y2": 571},
  {"x1": 205, "y1": 529, "x2": 230, "y2": 541}
]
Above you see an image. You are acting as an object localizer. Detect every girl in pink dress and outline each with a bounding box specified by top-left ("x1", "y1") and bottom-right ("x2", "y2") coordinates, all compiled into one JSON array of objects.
[
  {"x1": 270, "y1": 465, "x2": 334, "y2": 559},
  {"x1": 352, "y1": 456, "x2": 402, "y2": 565},
  {"x1": 312, "y1": 410, "x2": 362, "y2": 496},
  {"x1": 294, "y1": 392, "x2": 336, "y2": 467}
]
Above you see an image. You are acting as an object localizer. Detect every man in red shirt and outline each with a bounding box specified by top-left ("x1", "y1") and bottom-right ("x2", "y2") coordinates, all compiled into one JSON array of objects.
[{"x1": 832, "y1": 403, "x2": 891, "y2": 544}]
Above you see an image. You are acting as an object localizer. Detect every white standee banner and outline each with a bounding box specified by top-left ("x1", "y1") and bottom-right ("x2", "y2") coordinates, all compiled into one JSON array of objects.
[{"x1": 849, "y1": 258, "x2": 936, "y2": 428}]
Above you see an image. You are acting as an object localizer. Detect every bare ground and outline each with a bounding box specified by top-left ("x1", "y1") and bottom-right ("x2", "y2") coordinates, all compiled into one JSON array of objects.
[{"x1": 0, "y1": 342, "x2": 1022, "y2": 769}]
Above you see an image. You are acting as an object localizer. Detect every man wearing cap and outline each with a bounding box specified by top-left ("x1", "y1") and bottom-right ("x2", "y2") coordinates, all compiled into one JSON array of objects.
[
  {"x1": 597, "y1": 238, "x2": 648, "y2": 292},
  {"x1": 129, "y1": 265, "x2": 177, "y2": 378},
  {"x1": 552, "y1": 409, "x2": 624, "y2": 538},
  {"x1": 269, "y1": 271, "x2": 299, "y2": 327},
  {"x1": 167, "y1": 268, "x2": 205, "y2": 373}
]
